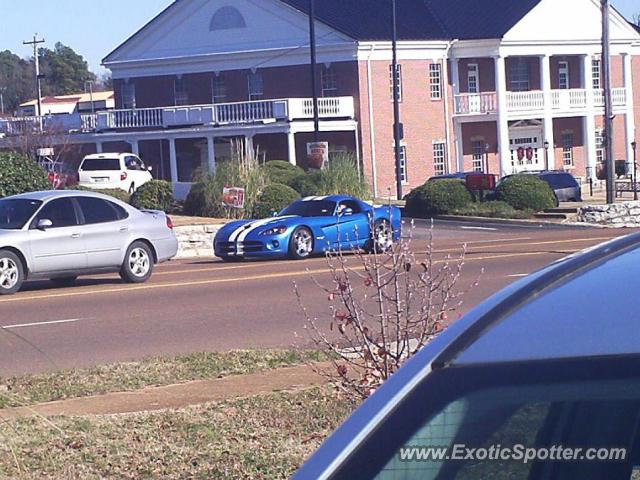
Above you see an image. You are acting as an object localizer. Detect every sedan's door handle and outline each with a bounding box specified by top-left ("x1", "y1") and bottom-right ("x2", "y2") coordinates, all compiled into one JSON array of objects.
[
  {"x1": 71, "y1": 233, "x2": 81, "y2": 239},
  {"x1": 119, "y1": 226, "x2": 129, "y2": 232}
]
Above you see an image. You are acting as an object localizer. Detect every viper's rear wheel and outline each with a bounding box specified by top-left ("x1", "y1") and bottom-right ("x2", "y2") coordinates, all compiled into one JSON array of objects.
[
  {"x1": 369, "y1": 219, "x2": 394, "y2": 253},
  {"x1": 289, "y1": 227, "x2": 314, "y2": 260}
]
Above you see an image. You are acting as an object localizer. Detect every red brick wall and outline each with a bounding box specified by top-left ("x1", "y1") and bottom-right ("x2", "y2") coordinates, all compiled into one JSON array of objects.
[
  {"x1": 357, "y1": 59, "x2": 450, "y2": 195},
  {"x1": 595, "y1": 114, "x2": 627, "y2": 161},
  {"x1": 114, "y1": 61, "x2": 360, "y2": 108},
  {"x1": 552, "y1": 117, "x2": 586, "y2": 176},
  {"x1": 611, "y1": 55, "x2": 624, "y2": 89},
  {"x1": 459, "y1": 122, "x2": 500, "y2": 174}
]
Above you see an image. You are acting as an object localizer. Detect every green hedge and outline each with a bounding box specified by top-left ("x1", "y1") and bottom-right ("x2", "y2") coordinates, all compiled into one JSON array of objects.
[
  {"x1": 496, "y1": 175, "x2": 557, "y2": 212},
  {"x1": 289, "y1": 171, "x2": 322, "y2": 197},
  {"x1": 0, "y1": 152, "x2": 51, "y2": 198},
  {"x1": 253, "y1": 183, "x2": 301, "y2": 219},
  {"x1": 261, "y1": 161, "x2": 305, "y2": 187},
  {"x1": 405, "y1": 180, "x2": 473, "y2": 217},
  {"x1": 130, "y1": 180, "x2": 174, "y2": 211},
  {"x1": 452, "y1": 201, "x2": 532, "y2": 219},
  {"x1": 73, "y1": 186, "x2": 131, "y2": 203}
]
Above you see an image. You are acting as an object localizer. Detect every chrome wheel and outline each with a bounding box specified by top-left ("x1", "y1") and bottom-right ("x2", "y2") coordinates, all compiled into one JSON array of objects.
[
  {"x1": 128, "y1": 247, "x2": 150, "y2": 278},
  {"x1": 374, "y1": 221, "x2": 394, "y2": 252},
  {"x1": 293, "y1": 229, "x2": 313, "y2": 258},
  {"x1": 0, "y1": 257, "x2": 19, "y2": 290}
]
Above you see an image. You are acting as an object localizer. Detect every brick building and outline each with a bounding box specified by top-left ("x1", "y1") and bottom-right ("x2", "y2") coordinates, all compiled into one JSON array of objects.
[{"x1": 2, "y1": 0, "x2": 639, "y2": 199}]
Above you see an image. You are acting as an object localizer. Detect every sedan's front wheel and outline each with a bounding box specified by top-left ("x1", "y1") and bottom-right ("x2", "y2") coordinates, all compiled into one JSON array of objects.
[
  {"x1": 120, "y1": 241, "x2": 154, "y2": 283},
  {"x1": 0, "y1": 250, "x2": 24, "y2": 296}
]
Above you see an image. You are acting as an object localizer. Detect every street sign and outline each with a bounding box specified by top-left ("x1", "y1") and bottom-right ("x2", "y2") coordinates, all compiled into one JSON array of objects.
[
  {"x1": 306, "y1": 142, "x2": 329, "y2": 169},
  {"x1": 37, "y1": 147, "x2": 55, "y2": 157},
  {"x1": 222, "y1": 186, "x2": 245, "y2": 209}
]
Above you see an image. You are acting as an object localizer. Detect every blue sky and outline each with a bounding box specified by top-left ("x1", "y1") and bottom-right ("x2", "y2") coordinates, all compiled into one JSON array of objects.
[{"x1": 2, "y1": 0, "x2": 639, "y2": 75}]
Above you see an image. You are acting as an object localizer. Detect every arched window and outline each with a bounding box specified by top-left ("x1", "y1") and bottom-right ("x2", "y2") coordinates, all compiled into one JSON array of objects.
[{"x1": 210, "y1": 6, "x2": 246, "y2": 31}]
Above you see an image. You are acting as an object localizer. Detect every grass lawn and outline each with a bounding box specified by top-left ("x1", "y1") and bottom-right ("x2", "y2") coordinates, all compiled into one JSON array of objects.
[
  {"x1": 0, "y1": 387, "x2": 352, "y2": 479},
  {"x1": 0, "y1": 349, "x2": 325, "y2": 408}
]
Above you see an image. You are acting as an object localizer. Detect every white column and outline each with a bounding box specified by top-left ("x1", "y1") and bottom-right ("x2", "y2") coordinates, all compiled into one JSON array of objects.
[
  {"x1": 287, "y1": 130, "x2": 297, "y2": 166},
  {"x1": 130, "y1": 139, "x2": 140, "y2": 156},
  {"x1": 169, "y1": 137, "x2": 178, "y2": 183},
  {"x1": 96, "y1": 142, "x2": 103, "y2": 153},
  {"x1": 540, "y1": 54, "x2": 555, "y2": 170},
  {"x1": 495, "y1": 55, "x2": 511, "y2": 176},
  {"x1": 454, "y1": 120, "x2": 464, "y2": 172},
  {"x1": 451, "y1": 58, "x2": 461, "y2": 95},
  {"x1": 206, "y1": 136, "x2": 216, "y2": 173},
  {"x1": 583, "y1": 54, "x2": 597, "y2": 179},
  {"x1": 623, "y1": 53, "x2": 636, "y2": 168},
  {"x1": 354, "y1": 127, "x2": 362, "y2": 178}
]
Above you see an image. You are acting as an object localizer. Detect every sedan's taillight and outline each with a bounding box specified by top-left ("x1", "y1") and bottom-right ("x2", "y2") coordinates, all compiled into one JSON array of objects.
[
  {"x1": 166, "y1": 216, "x2": 174, "y2": 230},
  {"x1": 121, "y1": 172, "x2": 128, "y2": 181}
]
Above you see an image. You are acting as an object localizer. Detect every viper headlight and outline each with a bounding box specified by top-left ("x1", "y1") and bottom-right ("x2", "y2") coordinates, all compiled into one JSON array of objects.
[{"x1": 261, "y1": 225, "x2": 288, "y2": 236}]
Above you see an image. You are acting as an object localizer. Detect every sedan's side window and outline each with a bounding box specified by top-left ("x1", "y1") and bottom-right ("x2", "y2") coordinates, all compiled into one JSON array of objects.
[
  {"x1": 76, "y1": 197, "x2": 127, "y2": 224},
  {"x1": 32, "y1": 198, "x2": 78, "y2": 228}
]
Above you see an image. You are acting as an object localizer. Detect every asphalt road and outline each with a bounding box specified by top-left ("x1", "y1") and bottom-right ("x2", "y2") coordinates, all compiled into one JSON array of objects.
[{"x1": 0, "y1": 220, "x2": 635, "y2": 376}]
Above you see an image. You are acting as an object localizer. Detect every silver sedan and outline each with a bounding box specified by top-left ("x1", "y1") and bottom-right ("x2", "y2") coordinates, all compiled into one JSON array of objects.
[{"x1": 0, "y1": 190, "x2": 178, "y2": 295}]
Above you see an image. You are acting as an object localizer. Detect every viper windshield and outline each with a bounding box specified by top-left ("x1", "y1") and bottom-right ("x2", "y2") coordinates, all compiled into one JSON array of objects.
[
  {"x1": 0, "y1": 199, "x2": 42, "y2": 230},
  {"x1": 280, "y1": 200, "x2": 336, "y2": 217}
]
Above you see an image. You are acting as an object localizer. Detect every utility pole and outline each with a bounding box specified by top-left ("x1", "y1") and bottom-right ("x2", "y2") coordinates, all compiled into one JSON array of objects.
[
  {"x1": 23, "y1": 34, "x2": 45, "y2": 130},
  {"x1": 601, "y1": 0, "x2": 615, "y2": 204},
  {"x1": 309, "y1": 0, "x2": 320, "y2": 143},
  {"x1": 391, "y1": 0, "x2": 403, "y2": 200}
]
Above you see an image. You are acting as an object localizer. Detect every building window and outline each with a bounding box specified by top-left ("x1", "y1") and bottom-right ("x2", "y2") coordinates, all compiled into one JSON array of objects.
[
  {"x1": 433, "y1": 142, "x2": 446, "y2": 176},
  {"x1": 558, "y1": 61, "x2": 570, "y2": 89},
  {"x1": 212, "y1": 75, "x2": 226, "y2": 103},
  {"x1": 595, "y1": 129, "x2": 605, "y2": 164},
  {"x1": 429, "y1": 63, "x2": 442, "y2": 100},
  {"x1": 122, "y1": 82, "x2": 136, "y2": 109},
  {"x1": 467, "y1": 64, "x2": 479, "y2": 94},
  {"x1": 174, "y1": 76, "x2": 188, "y2": 106},
  {"x1": 321, "y1": 66, "x2": 338, "y2": 97},
  {"x1": 472, "y1": 140, "x2": 485, "y2": 172},
  {"x1": 592, "y1": 59, "x2": 601, "y2": 90},
  {"x1": 248, "y1": 72, "x2": 263, "y2": 101},
  {"x1": 562, "y1": 132, "x2": 574, "y2": 167},
  {"x1": 210, "y1": 6, "x2": 246, "y2": 31},
  {"x1": 509, "y1": 59, "x2": 530, "y2": 92},
  {"x1": 390, "y1": 64, "x2": 403, "y2": 102}
]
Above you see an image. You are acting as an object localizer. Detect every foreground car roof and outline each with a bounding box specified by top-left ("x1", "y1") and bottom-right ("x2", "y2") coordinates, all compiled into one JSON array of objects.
[
  {"x1": 6, "y1": 190, "x2": 122, "y2": 202},
  {"x1": 295, "y1": 232, "x2": 640, "y2": 479}
]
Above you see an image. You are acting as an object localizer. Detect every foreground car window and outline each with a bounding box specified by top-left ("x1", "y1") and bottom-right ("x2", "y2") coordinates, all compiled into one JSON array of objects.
[
  {"x1": 0, "y1": 199, "x2": 42, "y2": 230},
  {"x1": 32, "y1": 198, "x2": 78, "y2": 228},
  {"x1": 76, "y1": 197, "x2": 127, "y2": 224},
  {"x1": 280, "y1": 200, "x2": 336, "y2": 217}
]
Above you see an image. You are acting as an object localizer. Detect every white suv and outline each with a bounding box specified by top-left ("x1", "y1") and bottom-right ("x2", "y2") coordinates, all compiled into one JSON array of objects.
[{"x1": 78, "y1": 153, "x2": 153, "y2": 193}]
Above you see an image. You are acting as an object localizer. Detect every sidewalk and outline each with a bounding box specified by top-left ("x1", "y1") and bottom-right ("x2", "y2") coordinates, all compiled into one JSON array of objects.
[{"x1": 0, "y1": 363, "x2": 328, "y2": 419}]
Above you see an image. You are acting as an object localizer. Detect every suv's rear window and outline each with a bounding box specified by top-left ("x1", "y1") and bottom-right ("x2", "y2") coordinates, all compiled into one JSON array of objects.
[
  {"x1": 81, "y1": 158, "x2": 121, "y2": 171},
  {"x1": 540, "y1": 173, "x2": 578, "y2": 189}
]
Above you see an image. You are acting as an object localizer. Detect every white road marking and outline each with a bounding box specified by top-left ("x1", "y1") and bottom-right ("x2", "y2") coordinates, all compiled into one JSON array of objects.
[
  {"x1": 2, "y1": 318, "x2": 86, "y2": 330},
  {"x1": 458, "y1": 237, "x2": 533, "y2": 245},
  {"x1": 507, "y1": 273, "x2": 530, "y2": 278},
  {"x1": 460, "y1": 226, "x2": 498, "y2": 231}
]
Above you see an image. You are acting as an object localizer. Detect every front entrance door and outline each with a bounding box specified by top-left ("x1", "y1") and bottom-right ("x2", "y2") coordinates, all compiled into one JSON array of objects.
[{"x1": 509, "y1": 133, "x2": 543, "y2": 173}]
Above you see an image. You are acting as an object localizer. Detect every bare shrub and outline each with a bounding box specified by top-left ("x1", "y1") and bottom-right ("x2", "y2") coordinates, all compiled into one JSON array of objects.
[{"x1": 295, "y1": 221, "x2": 478, "y2": 401}]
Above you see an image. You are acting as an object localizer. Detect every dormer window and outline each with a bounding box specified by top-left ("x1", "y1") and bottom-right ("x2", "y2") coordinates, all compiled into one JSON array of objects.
[{"x1": 210, "y1": 6, "x2": 246, "y2": 31}]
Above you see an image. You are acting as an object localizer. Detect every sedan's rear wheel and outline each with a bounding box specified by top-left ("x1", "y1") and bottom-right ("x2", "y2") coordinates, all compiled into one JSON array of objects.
[
  {"x1": 289, "y1": 227, "x2": 314, "y2": 260},
  {"x1": 120, "y1": 241, "x2": 154, "y2": 283},
  {"x1": 0, "y1": 250, "x2": 24, "y2": 296}
]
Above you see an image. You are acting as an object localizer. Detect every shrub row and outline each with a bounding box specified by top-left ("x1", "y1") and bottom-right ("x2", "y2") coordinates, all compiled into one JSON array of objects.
[{"x1": 405, "y1": 175, "x2": 556, "y2": 218}]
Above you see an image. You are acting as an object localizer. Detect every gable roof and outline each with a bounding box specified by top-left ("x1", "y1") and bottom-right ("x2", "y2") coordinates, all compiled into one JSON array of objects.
[{"x1": 279, "y1": 0, "x2": 543, "y2": 41}]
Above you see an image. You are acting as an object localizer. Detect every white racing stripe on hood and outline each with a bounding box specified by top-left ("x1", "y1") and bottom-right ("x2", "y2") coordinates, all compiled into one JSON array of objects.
[{"x1": 237, "y1": 216, "x2": 297, "y2": 243}]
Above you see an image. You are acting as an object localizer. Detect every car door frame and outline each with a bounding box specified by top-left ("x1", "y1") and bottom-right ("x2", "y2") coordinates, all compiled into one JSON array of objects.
[
  {"x1": 335, "y1": 199, "x2": 370, "y2": 249},
  {"x1": 27, "y1": 197, "x2": 87, "y2": 274}
]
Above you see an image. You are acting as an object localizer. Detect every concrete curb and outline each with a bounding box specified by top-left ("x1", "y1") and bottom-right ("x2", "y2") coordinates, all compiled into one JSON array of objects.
[
  {"x1": 428, "y1": 215, "x2": 602, "y2": 229},
  {"x1": 174, "y1": 224, "x2": 225, "y2": 259}
]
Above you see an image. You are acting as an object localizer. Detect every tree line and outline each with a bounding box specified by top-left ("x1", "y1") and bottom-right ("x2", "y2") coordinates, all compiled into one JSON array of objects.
[{"x1": 0, "y1": 42, "x2": 111, "y2": 115}]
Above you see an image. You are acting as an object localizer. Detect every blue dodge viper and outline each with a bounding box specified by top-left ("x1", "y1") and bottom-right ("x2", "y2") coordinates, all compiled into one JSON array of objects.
[{"x1": 213, "y1": 195, "x2": 402, "y2": 261}]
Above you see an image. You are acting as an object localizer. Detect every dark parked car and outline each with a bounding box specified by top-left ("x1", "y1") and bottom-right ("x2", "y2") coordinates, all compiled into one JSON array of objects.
[
  {"x1": 295, "y1": 233, "x2": 640, "y2": 479},
  {"x1": 538, "y1": 171, "x2": 582, "y2": 203}
]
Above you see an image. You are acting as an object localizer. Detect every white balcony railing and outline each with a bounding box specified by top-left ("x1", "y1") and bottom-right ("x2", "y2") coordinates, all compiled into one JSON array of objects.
[
  {"x1": 454, "y1": 88, "x2": 629, "y2": 116},
  {"x1": 453, "y1": 93, "x2": 498, "y2": 115}
]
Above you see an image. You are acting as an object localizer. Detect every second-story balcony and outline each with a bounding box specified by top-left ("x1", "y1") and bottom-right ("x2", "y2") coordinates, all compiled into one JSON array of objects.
[
  {"x1": 454, "y1": 88, "x2": 629, "y2": 117},
  {"x1": 0, "y1": 96, "x2": 356, "y2": 136}
]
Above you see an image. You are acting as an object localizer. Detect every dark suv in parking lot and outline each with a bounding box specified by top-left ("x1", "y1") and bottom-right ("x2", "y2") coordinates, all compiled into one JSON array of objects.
[{"x1": 537, "y1": 171, "x2": 582, "y2": 203}]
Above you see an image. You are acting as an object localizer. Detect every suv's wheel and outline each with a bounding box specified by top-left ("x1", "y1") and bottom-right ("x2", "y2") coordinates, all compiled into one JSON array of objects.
[
  {"x1": 289, "y1": 227, "x2": 314, "y2": 260},
  {"x1": 0, "y1": 250, "x2": 24, "y2": 295},
  {"x1": 128, "y1": 183, "x2": 136, "y2": 194},
  {"x1": 120, "y1": 241, "x2": 154, "y2": 283},
  {"x1": 50, "y1": 276, "x2": 78, "y2": 288}
]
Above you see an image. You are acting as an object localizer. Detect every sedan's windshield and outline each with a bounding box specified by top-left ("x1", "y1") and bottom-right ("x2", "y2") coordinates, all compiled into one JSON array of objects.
[
  {"x1": 0, "y1": 199, "x2": 42, "y2": 230},
  {"x1": 280, "y1": 200, "x2": 336, "y2": 217}
]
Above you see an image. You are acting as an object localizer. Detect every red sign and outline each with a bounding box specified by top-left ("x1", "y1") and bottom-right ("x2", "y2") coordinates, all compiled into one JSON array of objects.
[
  {"x1": 466, "y1": 174, "x2": 496, "y2": 191},
  {"x1": 222, "y1": 186, "x2": 245, "y2": 209}
]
